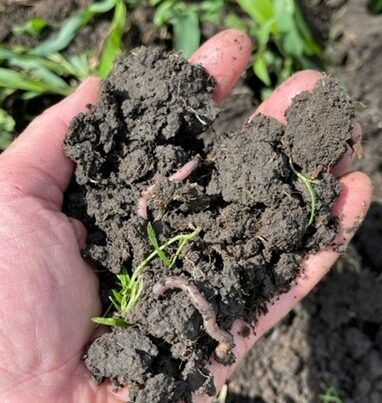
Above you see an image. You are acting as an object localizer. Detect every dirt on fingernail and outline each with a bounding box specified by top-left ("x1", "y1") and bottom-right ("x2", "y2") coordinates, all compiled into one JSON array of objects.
[{"x1": 64, "y1": 47, "x2": 354, "y2": 402}]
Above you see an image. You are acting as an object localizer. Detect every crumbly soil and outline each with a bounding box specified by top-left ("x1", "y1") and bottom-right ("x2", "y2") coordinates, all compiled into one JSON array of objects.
[{"x1": 64, "y1": 47, "x2": 354, "y2": 402}]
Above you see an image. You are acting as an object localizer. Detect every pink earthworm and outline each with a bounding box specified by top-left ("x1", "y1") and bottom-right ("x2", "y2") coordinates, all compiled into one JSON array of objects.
[
  {"x1": 153, "y1": 276, "x2": 234, "y2": 361},
  {"x1": 137, "y1": 159, "x2": 200, "y2": 219}
]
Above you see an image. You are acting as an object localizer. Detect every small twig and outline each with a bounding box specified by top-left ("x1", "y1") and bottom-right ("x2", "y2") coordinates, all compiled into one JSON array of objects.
[{"x1": 153, "y1": 276, "x2": 234, "y2": 361}]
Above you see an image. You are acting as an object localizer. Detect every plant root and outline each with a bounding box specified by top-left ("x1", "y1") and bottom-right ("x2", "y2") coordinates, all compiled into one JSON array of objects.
[
  {"x1": 153, "y1": 276, "x2": 235, "y2": 363},
  {"x1": 137, "y1": 158, "x2": 200, "y2": 219}
]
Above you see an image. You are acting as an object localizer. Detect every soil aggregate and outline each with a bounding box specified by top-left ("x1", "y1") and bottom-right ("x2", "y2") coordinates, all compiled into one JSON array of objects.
[{"x1": 64, "y1": 47, "x2": 354, "y2": 402}]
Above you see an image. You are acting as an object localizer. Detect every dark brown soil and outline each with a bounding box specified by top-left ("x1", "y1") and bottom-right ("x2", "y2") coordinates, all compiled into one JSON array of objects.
[{"x1": 64, "y1": 46, "x2": 354, "y2": 402}]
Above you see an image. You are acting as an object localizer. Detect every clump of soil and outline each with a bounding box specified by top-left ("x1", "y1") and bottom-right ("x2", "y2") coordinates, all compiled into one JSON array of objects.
[{"x1": 64, "y1": 47, "x2": 354, "y2": 402}]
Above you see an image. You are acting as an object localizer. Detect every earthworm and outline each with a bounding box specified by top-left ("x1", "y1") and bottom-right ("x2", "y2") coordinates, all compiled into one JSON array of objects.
[
  {"x1": 137, "y1": 159, "x2": 200, "y2": 219},
  {"x1": 153, "y1": 276, "x2": 235, "y2": 361},
  {"x1": 137, "y1": 184, "x2": 155, "y2": 220},
  {"x1": 168, "y1": 159, "x2": 200, "y2": 181}
]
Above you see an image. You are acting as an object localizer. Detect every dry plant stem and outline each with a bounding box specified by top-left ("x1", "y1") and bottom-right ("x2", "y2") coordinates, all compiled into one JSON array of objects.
[
  {"x1": 137, "y1": 159, "x2": 200, "y2": 219},
  {"x1": 153, "y1": 276, "x2": 235, "y2": 361}
]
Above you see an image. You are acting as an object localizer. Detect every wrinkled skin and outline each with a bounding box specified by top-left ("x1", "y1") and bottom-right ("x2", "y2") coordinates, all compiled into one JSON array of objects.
[{"x1": 0, "y1": 30, "x2": 372, "y2": 403}]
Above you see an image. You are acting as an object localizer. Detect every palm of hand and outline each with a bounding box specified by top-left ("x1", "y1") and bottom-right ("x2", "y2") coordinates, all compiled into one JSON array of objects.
[{"x1": 0, "y1": 185, "x2": 103, "y2": 401}]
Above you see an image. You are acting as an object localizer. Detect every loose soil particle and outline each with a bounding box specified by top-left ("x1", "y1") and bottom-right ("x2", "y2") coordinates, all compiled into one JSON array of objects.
[{"x1": 64, "y1": 47, "x2": 354, "y2": 402}]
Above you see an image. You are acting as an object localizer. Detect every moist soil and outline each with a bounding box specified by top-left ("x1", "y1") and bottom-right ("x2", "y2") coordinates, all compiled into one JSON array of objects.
[
  {"x1": 2, "y1": 1, "x2": 382, "y2": 401},
  {"x1": 64, "y1": 47, "x2": 354, "y2": 402}
]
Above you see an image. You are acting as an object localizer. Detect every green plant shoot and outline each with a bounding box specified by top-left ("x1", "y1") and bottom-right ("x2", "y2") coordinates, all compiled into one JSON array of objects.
[
  {"x1": 92, "y1": 224, "x2": 202, "y2": 327},
  {"x1": 97, "y1": 0, "x2": 127, "y2": 77},
  {"x1": 319, "y1": 386, "x2": 343, "y2": 403},
  {"x1": 235, "y1": 0, "x2": 321, "y2": 92},
  {"x1": 12, "y1": 18, "x2": 48, "y2": 38},
  {"x1": 289, "y1": 159, "x2": 319, "y2": 226}
]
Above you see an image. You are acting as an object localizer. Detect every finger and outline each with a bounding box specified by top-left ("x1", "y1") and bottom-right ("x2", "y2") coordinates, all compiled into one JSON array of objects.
[
  {"x1": 194, "y1": 171, "x2": 372, "y2": 402},
  {"x1": 0, "y1": 78, "x2": 100, "y2": 207},
  {"x1": 252, "y1": 70, "x2": 324, "y2": 124},
  {"x1": 67, "y1": 216, "x2": 88, "y2": 250},
  {"x1": 190, "y1": 29, "x2": 252, "y2": 103},
  {"x1": 250, "y1": 70, "x2": 362, "y2": 177},
  {"x1": 331, "y1": 122, "x2": 362, "y2": 177}
]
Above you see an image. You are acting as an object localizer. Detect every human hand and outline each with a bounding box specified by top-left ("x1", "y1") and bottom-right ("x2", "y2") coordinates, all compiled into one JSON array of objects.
[{"x1": 0, "y1": 30, "x2": 371, "y2": 403}]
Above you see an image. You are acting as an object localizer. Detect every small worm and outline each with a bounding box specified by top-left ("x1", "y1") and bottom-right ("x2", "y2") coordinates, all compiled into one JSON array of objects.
[
  {"x1": 153, "y1": 276, "x2": 234, "y2": 361},
  {"x1": 137, "y1": 184, "x2": 155, "y2": 220},
  {"x1": 168, "y1": 159, "x2": 200, "y2": 181},
  {"x1": 137, "y1": 159, "x2": 200, "y2": 219}
]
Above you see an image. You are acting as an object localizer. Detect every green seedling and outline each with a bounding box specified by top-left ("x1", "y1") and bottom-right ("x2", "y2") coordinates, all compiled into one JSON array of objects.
[
  {"x1": 319, "y1": 386, "x2": 343, "y2": 403},
  {"x1": 12, "y1": 18, "x2": 48, "y2": 38},
  {"x1": 234, "y1": 0, "x2": 322, "y2": 97},
  {"x1": 96, "y1": 0, "x2": 127, "y2": 77},
  {"x1": 151, "y1": 0, "x2": 224, "y2": 58},
  {"x1": 92, "y1": 224, "x2": 202, "y2": 327},
  {"x1": 31, "y1": 0, "x2": 117, "y2": 56},
  {"x1": 289, "y1": 159, "x2": 319, "y2": 226}
]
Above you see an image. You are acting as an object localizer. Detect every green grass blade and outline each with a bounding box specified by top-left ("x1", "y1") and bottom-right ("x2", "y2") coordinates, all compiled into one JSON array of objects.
[
  {"x1": 91, "y1": 317, "x2": 128, "y2": 327},
  {"x1": 153, "y1": 0, "x2": 175, "y2": 26},
  {"x1": 110, "y1": 289, "x2": 123, "y2": 310},
  {"x1": 0, "y1": 47, "x2": 85, "y2": 79},
  {"x1": 147, "y1": 222, "x2": 172, "y2": 267},
  {"x1": 289, "y1": 159, "x2": 317, "y2": 226},
  {"x1": 67, "y1": 54, "x2": 91, "y2": 79},
  {"x1": 319, "y1": 386, "x2": 343, "y2": 403},
  {"x1": 31, "y1": 0, "x2": 116, "y2": 56},
  {"x1": 169, "y1": 227, "x2": 201, "y2": 268},
  {"x1": 171, "y1": 10, "x2": 201, "y2": 58},
  {"x1": 236, "y1": 0, "x2": 274, "y2": 25},
  {"x1": 293, "y1": 0, "x2": 322, "y2": 56},
  {"x1": 97, "y1": 0, "x2": 127, "y2": 78},
  {"x1": 0, "y1": 67, "x2": 71, "y2": 96},
  {"x1": 31, "y1": 13, "x2": 87, "y2": 56},
  {"x1": 0, "y1": 88, "x2": 15, "y2": 102},
  {"x1": 9, "y1": 59, "x2": 70, "y2": 89},
  {"x1": 12, "y1": 18, "x2": 48, "y2": 38},
  {"x1": 21, "y1": 91, "x2": 40, "y2": 100},
  {"x1": 254, "y1": 52, "x2": 271, "y2": 86},
  {"x1": 116, "y1": 267, "x2": 131, "y2": 288},
  {"x1": 301, "y1": 175, "x2": 316, "y2": 227},
  {"x1": 47, "y1": 53, "x2": 88, "y2": 78}
]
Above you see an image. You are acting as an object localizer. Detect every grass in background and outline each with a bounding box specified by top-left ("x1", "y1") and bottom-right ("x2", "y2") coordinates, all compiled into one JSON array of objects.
[
  {"x1": 0, "y1": 0, "x2": 322, "y2": 149},
  {"x1": 0, "y1": 0, "x2": 128, "y2": 149},
  {"x1": 232, "y1": 0, "x2": 321, "y2": 98}
]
